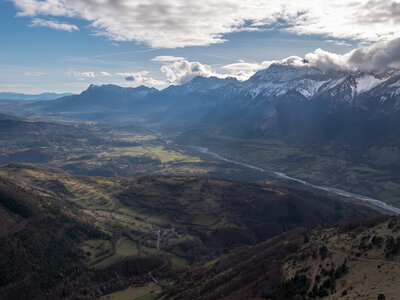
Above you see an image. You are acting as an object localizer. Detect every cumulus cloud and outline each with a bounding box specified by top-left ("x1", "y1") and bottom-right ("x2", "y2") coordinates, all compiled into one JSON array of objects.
[
  {"x1": 302, "y1": 50, "x2": 348, "y2": 72},
  {"x1": 118, "y1": 71, "x2": 167, "y2": 85},
  {"x1": 294, "y1": 37, "x2": 400, "y2": 71},
  {"x1": 29, "y1": 18, "x2": 79, "y2": 32},
  {"x1": 12, "y1": 0, "x2": 400, "y2": 48},
  {"x1": 66, "y1": 36, "x2": 400, "y2": 89},
  {"x1": 157, "y1": 58, "x2": 265, "y2": 84},
  {"x1": 151, "y1": 56, "x2": 185, "y2": 62},
  {"x1": 160, "y1": 38, "x2": 400, "y2": 85},
  {"x1": 160, "y1": 60, "x2": 220, "y2": 84},
  {"x1": 345, "y1": 38, "x2": 400, "y2": 71}
]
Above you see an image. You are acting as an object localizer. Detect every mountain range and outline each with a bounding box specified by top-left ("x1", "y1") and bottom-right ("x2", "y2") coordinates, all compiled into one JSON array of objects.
[
  {"x1": 1, "y1": 63, "x2": 400, "y2": 299},
  {"x1": 30, "y1": 64, "x2": 400, "y2": 145},
  {"x1": 12, "y1": 63, "x2": 398, "y2": 203},
  {"x1": 1, "y1": 64, "x2": 400, "y2": 202},
  {"x1": 0, "y1": 92, "x2": 74, "y2": 101},
  {"x1": 37, "y1": 63, "x2": 400, "y2": 115}
]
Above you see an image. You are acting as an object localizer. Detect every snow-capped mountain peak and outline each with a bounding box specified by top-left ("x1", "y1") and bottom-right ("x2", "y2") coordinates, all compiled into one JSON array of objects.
[
  {"x1": 235, "y1": 63, "x2": 398, "y2": 102},
  {"x1": 240, "y1": 64, "x2": 333, "y2": 99}
]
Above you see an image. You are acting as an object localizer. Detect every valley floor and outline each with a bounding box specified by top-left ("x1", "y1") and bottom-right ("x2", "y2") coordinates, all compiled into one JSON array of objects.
[{"x1": 178, "y1": 132, "x2": 400, "y2": 208}]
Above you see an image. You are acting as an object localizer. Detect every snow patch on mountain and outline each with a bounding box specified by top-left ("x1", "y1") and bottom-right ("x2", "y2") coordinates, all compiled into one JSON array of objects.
[
  {"x1": 78, "y1": 64, "x2": 400, "y2": 111},
  {"x1": 241, "y1": 65, "x2": 336, "y2": 99},
  {"x1": 355, "y1": 75, "x2": 388, "y2": 94},
  {"x1": 297, "y1": 80, "x2": 329, "y2": 98},
  {"x1": 320, "y1": 77, "x2": 346, "y2": 92}
]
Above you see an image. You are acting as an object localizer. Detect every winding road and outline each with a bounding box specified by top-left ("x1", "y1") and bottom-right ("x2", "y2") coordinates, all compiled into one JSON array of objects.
[{"x1": 189, "y1": 146, "x2": 400, "y2": 215}]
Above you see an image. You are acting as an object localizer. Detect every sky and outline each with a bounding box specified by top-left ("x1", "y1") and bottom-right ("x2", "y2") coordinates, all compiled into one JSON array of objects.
[{"x1": 1, "y1": 0, "x2": 400, "y2": 93}]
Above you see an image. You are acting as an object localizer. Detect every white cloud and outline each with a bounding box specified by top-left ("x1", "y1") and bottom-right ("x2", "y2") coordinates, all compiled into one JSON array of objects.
[
  {"x1": 12, "y1": 0, "x2": 400, "y2": 48},
  {"x1": 74, "y1": 71, "x2": 95, "y2": 78},
  {"x1": 221, "y1": 60, "x2": 274, "y2": 81},
  {"x1": 71, "y1": 70, "x2": 165, "y2": 85},
  {"x1": 117, "y1": 71, "x2": 167, "y2": 86},
  {"x1": 73, "y1": 71, "x2": 111, "y2": 78},
  {"x1": 324, "y1": 40, "x2": 352, "y2": 47},
  {"x1": 161, "y1": 57, "x2": 296, "y2": 84},
  {"x1": 298, "y1": 38, "x2": 400, "y2": 71},
  {"x1": 160, "y1": 38, "x2": 400, "y2": 84},
  {"x1": 97, "y1": 71, "x2": 111, "y2": 76},
  {"x1": 29, "y1": 18, "x2": 79, "y2": 32},
  {"x1": 160, "y1": 60, "x2": 220, "y2": 84},
  {"x1": 64, "y1": 37, "x2": 400, "y2": 89},
  {"x1": 24, "y1": 71, "x2": 47, "y2": 76},
  {"x1": 303, "y1": 50, "x2": 348, "y2": 72},
  {"x1": 345, "y1": 38, "x2": 400, "y2": 71},
  {"x1": 151, "y1": 56, "x2": 185, "y2": 62}
]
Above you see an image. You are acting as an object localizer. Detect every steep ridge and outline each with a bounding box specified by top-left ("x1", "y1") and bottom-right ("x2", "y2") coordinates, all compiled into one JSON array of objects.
[
  {"x1": 168, "y1": 228, "x2": 308, "y2": 300},
  {"x1": 168, "y1": 215, "x2": 400, "y2": 300},
  {"x1": 0, "y1": 163, "x2": 382, "y2": 299},
  {"x1": 0, "y1": 174, "x2": 107, "y2": 299}
]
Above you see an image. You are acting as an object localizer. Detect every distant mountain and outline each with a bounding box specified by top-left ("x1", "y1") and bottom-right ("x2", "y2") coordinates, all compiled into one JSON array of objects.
[
  {"x1": 23, "y1": 64, "x2": 400, "y2": 166},
  {"x1": 8, "y1": 64, "x2": 400, "y2": 204},
  {"x1": 31, "y1": 65, "x2": 400, "y2": 123},
  {"x1": 237, "y1": 64, "x2": 397, "y2": 102},
  {"x1": 42, "y1": 84, "x2": 159, "y2": 112},
  {"x1": 0, "y1": 92, "x2": 74, "y2": 100},
  {"x1": 161, "y1": 75, "x2": 240, "y2": 97},
  {"x1": 14, "y1": 66, "x2": 398, "y2": 154},
  {"x1": 35, "y1": 64, "x2": 400, "y2": 123},
  {"x1": 168, "y1": 65, "x2": 400, "y2": 165}
]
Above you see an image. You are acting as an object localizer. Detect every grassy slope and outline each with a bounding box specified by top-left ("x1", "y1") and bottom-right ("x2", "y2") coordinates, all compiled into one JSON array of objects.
[
  {"x1": 0, "y1": 163, "x2": 383, "y2": 299},
  {"x1": 0, "y1": 175, "x2": 107, "y2": 300},
  {"x1": 0, "y1": 163, "x2": 379, "y2": 249},
  {"x1": 98, "y1": 283, "x2": 161, "y2": 300},
  {"x1": 168, "y1": 216, "x2": 400, "y2": 300},
  {"x1": 0, "y1": 115, "x2": 267, "y2": 181},
  {"x1": 282, "y1": 216, "x2": 400, "y2": 300}
]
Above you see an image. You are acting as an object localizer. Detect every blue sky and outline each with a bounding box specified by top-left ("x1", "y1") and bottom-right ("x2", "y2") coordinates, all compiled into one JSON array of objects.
[{"x1": 1, "y1": 0, "x2": 398, "y2": 93}]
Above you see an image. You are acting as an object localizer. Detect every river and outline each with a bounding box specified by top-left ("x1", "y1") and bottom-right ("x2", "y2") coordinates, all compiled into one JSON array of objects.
[{"x1": 189, "y1": 146, "x2": 400, "y2": 214}]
